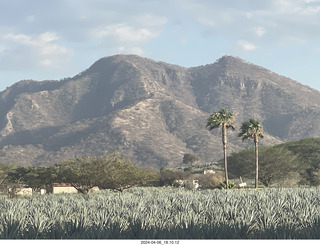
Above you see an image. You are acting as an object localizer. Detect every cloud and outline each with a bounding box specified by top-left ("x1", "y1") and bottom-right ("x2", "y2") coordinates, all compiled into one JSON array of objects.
[
  {"x1": 92, "y1": 22, "x2": 164, "y2": 56},
  {"x1": 237, "y1": 40, "x2": 257, "y2": 51},
  {"x1": 1, "y1": 0, "x2": 320, "y2": 85},
  {"x1": 178, "y1": 0, "x2": 320, "y2": 45},
  {"x1": 0, "y1": 32, "x2": 73, "y2": 70},
  {"x1": 116, "y1": 46, "x2": 144, "y2": 55},
  {"x1": 95, "y1": 24, "x2": 159, "y2": 44},
  {"x1": 134, "y1": 14, "x2": 168, "y2": 28},
  {"x1": 0, "y1": 1, "x2": 169, "y2": 81},
  {"x1": 92, "y1": 13, "x2": 167, "y2": 55},
  {"x1": 254, "y1": 27, "x2": 267, "y2": 37}
]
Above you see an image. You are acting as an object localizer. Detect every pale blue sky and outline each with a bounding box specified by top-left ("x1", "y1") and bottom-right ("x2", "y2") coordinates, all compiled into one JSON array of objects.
[{"x1": 1, "y1": 0, "x2": 320, "y2": 92}]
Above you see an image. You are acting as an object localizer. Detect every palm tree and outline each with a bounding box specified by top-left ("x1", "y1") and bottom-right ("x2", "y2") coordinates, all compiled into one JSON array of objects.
[
  {"x1": 238, "y1": 118, "x2": 264, "y2": 188},
  {"x1": 206, "y1": 108, "x2": 236, "y2": 189}
]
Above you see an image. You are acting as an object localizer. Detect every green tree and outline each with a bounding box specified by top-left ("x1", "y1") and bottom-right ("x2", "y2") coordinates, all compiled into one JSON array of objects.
[
  {"x1": 282, "y1": 138, "x2": 320, "y2": 186},
  {"x1": 7, "y1": 166, "x2": 30, "y2": 188},
  {"x1": 0, "y1": 163, "x2": 15, "y2": 194},
  {"x1": 227, "y1": 146, "x2": 304, "y2": 187},
  {"x1": 238, "y1": 118, "x2": 264, "y2": 188},
  {"x1": 258, "y1": 147, "x2": 302, "y2": 187},
  {"x1": 5, "y1": 166, "x2": 58, "y2": 193},
  {"x1": 24, "y1": 166, "x2": 58, "y2": 191},
  {"x1": 0, "y1": 163, "x2": 14, "y2": 185},
  {"x1": 55, "y1": 157, "x2": 102, "y2": 193},
  {"x1": 160, "y1": 167, "x2": 177, "y2": 186},
  {"x1": 183, "y1": 153, "x2": 200, "y2": 166},
  {"x1": 56, "y1": 153, "x2": 157, "y2": 192},
  {"x1": 97, "y1": 153, "x2": 149, "y2": 191},
  {"x1": 206, "y1": 108, "x2": 236, "y2": 189}
]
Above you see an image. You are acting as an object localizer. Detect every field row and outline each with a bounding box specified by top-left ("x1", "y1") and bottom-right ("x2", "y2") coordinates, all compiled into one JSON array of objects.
[{"x1": 1, "y1": 187, "x2": 320, "y2": 239}]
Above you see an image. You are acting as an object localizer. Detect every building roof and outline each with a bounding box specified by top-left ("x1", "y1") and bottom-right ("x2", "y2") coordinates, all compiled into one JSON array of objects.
[{"x1": 52, "y1": 183, "x2": 75, "y2": 187}]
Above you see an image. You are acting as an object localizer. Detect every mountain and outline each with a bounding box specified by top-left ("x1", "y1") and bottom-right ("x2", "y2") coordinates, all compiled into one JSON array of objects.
[{"x1": 1, "y1": 54, "x2": 320, "y2": 168}]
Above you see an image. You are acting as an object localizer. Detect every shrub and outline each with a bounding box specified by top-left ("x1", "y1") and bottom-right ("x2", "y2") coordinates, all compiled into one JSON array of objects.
[
  {"x1": 183, "y1": 153, "x2": 200, "y2": 166},
  {"x1": 197, "y1": 173, "x2": 224, "y2": 189}
]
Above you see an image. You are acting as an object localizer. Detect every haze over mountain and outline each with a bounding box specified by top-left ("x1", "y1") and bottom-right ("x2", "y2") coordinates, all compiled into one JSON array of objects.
[{"x1": 1, "y1": 54, "x2": 320, "y2": 168}]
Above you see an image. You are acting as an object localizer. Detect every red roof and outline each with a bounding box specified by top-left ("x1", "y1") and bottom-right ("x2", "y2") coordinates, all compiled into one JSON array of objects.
[{"x1": 52, "y1": 183, "x2": 75, "y2": 187}]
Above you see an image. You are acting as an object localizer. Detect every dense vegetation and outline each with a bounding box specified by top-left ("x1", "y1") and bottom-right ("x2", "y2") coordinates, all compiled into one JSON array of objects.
[
  {"x1": 1, "y1": 187, "x2": 320, "y2": 239},
  {"x1": 227, "y1": 138, "x2": 320, "y2": 187},
  {"x1": 0, "y1": 153, "x2": 159, "y2": 195},
  {"x1": 2, "y1": 138, "x2": 320, "y2": 195},
  {"x1": 281, "y1": 138, "x2": 320, "y2": 186}
]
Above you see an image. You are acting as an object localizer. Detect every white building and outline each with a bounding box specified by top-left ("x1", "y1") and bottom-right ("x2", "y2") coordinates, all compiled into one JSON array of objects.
[{"x1": 52, "y1": 183, "x2": 78, "y2": 194}]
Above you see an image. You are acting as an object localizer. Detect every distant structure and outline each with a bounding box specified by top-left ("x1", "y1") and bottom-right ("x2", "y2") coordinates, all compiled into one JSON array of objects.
[
  {"x1": 204, "y1": 170, "x2": 215, "y2": 174},
  {"x1": 52, "y1": 183, "x2": 78, "y2": 194}
]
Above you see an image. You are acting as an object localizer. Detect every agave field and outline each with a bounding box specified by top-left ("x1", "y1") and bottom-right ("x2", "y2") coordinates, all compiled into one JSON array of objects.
[{"x1": 1, "y1": 187, "x2": 320, "y2": 239}]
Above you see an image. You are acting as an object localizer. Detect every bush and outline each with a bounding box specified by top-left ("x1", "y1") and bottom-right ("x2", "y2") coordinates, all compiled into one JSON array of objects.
[
  {"x1": 227, "y1": 146, "x2": 304, "y2": 187},
  {"x1": 160, "y1": 168, "x2": 176, "y2": 186},
  {"x1": 184, "y1": 167, "x2": 193, "y2": 173},
  {"x1": 183, "y1": 153, "x2": 200, "y2": 166},
  {"x1": 197, "y1": 173, "x2": 224, "y2": 189}
]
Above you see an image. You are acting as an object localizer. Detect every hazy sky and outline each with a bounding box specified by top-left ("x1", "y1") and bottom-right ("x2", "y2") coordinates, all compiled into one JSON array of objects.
[{"x1": 1, "y1": 0, "x2": 320, "y2": 92}]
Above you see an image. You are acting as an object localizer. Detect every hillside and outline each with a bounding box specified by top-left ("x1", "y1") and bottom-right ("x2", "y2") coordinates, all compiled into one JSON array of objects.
[{"x1": 1, "y1": 54, "x2": 320, "y2": 168}]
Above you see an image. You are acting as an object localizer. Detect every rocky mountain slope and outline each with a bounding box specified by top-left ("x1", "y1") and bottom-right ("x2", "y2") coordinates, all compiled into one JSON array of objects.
[{"x1": 1, "y1": 55, "x2": 320, "y2": 168}]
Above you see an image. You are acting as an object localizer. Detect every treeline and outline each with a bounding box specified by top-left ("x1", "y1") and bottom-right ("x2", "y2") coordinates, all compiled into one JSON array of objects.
[
  {"x1": 1, "y1": 138, "x2": 320, "y2": 194},
  {"x1": 206, "y1": 108, "x2": 320, "y2": 189},
  {"x1": 0, "y1": 153, "x2": 159, "y2": 194},
  {"x1": 227, "y1": 138, "x2": 320, "y2": 187},
  {"x1": 0, "y1": 152, "x2": 223, "y2": 195}
]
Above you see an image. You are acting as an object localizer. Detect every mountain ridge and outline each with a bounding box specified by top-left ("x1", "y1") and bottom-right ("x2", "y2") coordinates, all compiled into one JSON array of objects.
[{"x1": 0, "y1": 54, "x2": 320, "y2": 168}]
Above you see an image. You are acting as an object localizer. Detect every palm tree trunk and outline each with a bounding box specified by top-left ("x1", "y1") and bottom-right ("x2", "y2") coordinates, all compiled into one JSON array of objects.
[
  {"x1": 222, "y1": 124, "x2": 229, "y2": 189},
  {"x1": 254, "y1": 136, "x2": 259, "y2": 188}
]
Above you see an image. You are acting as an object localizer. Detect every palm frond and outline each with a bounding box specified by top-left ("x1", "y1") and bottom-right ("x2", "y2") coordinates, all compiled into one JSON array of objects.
[
  {"x1": 206, "y1": 108, "x2": 236, "y2": 131},
  {"x1": 239, "y1": 118, "x2": 264, "y2": 141}
]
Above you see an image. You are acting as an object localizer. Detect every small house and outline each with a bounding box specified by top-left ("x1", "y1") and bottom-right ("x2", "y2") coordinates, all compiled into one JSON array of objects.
[{"x1": 53, "y1": 183, "x2": 78, "y2": 194}]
